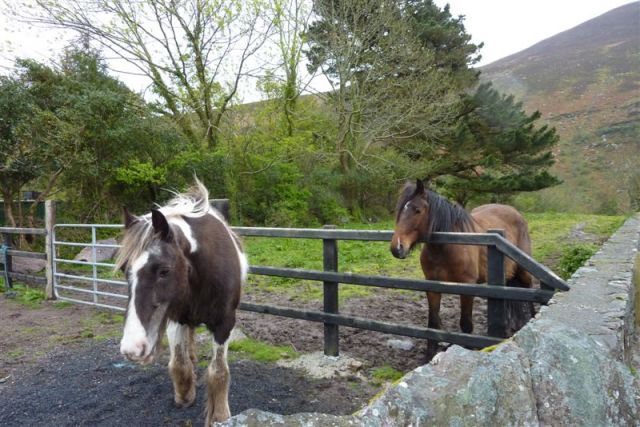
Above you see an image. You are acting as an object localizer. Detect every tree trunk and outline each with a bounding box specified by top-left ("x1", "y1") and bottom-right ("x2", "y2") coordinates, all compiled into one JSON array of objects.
[{"x1": 1, "y1": 188, "x2": 16, "y2": 228}]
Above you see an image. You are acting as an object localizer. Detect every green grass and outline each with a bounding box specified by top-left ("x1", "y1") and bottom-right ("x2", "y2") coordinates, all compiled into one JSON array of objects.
[
  {"x1": 7, "y1": 349, "x2": 24, "y2": 359},
  {"x1": 52, "y1": 300, "x2": 74, "y2": 309},
  {"x1": 525, "y1": 212, "x2": 625, "y2": 261},
  {"x1": 370, "y1": 365, "x2": 404, "y2": 383},
  {"x1": 0, "y1": 282, "x2": 47, "y2": 307},
  {"x1": 242, "y1": 213, "x2": 626, "y2": 301},
  {"x1": 228, "y1": 337, "x2": 299, "y2": 362}
]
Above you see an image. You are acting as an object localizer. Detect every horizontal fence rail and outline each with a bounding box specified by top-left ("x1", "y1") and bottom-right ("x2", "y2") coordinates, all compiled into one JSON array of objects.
[
  {"x1": 249, "y1": 266, "x2": 555, "y2": 303},
  {"x1": 50, "y1": 221, "x2": 568, "y2": 355},
  {"x1": 235, "y1": 227, "x2": 568, "y2": 292},
  {"x1": 240, "y1": 302, "x2": 502, "y2": 349}
]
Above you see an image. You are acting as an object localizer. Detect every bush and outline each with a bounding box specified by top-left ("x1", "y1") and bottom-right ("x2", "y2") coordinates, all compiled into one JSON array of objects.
[{"x1": 557, "y1": 244, "x2": 597, "y2": 279}]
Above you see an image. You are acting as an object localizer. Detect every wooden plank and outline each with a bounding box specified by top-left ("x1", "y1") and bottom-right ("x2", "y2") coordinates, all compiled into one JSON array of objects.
[
  {"x1": 210, "y1": 199, "x2": 230, "y2": 222},
  {"x1": 239, "y1": 302, "x2": 502, "y2": 349},
  {"x1": 2, "y1": 232, "x2": 13, "y2": 288},
  {"x1": 494, "y1": 235, "x2": 569, "y2": 291},
  {"x1": 0, "y1": 227, "x2": 47, "y2": 235},
  {"x1": 6, "y1": 250, "x2": 46, "y2": 260},
  {"x1": 487, "y1": 229, "x2": 507, "y2": 338},
  {"x1": 322, "y1": 225, "x2": 339, "y2": 356},
  {"x1": 234, "y1": 226, "x2": 393, "y2": 241},
  {"x1": 7, "y1": 271, "x2": 46, "y2": 285},
  {"x1": 248, "y1": 266, "x2": 554, "y2": 303},
  {"x1": 234, "y1": 227, "x2": 498, "y2": 245},
  {"x1": 234, "y1": 226, "x2": 567, "y2": 291}
]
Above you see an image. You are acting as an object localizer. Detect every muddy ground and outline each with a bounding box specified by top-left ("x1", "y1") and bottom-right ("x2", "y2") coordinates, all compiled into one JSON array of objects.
[{"x1": 0, "y1": 285, "x2": 491, "y2": 426}]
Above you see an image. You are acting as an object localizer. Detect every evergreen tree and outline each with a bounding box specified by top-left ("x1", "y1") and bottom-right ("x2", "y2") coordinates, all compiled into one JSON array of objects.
[
  {"x1": 405, "y1": 0, "x2": 483, "y2": 89},
  {"x1": 431, "y1": 83, "x2": 561, "y2": 205}
]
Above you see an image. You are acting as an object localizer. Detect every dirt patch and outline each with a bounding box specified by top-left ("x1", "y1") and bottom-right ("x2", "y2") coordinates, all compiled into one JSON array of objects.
[
  {"x1": 0, "y1": 295, "x2": 377, "y2": 426},
  {"x1": 0, "y1": 284, "x2": 501, "y2": 426},
  {"x1": 239, "y1": 289, "x2": 490, "y2": 372}
]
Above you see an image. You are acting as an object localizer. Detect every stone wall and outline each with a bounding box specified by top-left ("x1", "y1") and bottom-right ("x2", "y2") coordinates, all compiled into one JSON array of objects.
[{"x1": 222, "y1": 215, "x2": 640, "y2": 426}]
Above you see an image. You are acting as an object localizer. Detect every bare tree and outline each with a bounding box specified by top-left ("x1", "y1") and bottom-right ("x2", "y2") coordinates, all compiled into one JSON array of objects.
[
  {"x1": 8, "y1": 0, "x2": 273, "y2": 149},
  {"x1": 268, "y1": 0, "x2": 314, "y2": 136}
]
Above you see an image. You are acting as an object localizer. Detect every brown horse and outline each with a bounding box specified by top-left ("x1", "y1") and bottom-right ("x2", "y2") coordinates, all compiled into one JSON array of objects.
[
  {"x1": 115, "y1": 179, "x2": 247, "y2": 425},
  {"x1": 390, "y1": 179, "x2": 532, "y2": 356}
]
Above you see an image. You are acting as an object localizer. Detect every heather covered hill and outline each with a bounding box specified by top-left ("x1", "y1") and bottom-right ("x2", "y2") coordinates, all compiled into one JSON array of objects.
[{"x1": 481, "y1": 2, "x2": 640, "y2": 213}]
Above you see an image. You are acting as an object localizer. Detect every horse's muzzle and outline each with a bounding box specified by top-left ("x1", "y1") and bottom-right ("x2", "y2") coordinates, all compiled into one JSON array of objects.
[{"x1": 390, "y1": 242, "x2": 409, "y2": 259}]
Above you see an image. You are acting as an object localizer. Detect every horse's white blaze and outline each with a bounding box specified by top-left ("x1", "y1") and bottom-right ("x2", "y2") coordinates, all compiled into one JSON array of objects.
[
  {"x1": 120, "y1": 251, "x2": 150, "y2": 358},
  {"x1": 207, "y1": 208, "x2": 248, "y2": 284}
]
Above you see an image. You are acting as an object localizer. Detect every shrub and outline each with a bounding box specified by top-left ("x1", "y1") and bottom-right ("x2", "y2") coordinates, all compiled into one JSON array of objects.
[{"x1": 557, "y1": 244, "x2": 597, "y2": 279}]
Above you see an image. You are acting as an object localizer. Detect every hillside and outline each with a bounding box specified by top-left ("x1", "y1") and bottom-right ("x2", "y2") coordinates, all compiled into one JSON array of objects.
[{"x1": 480, "y1": 2, "x2": 640, "y2": 213}]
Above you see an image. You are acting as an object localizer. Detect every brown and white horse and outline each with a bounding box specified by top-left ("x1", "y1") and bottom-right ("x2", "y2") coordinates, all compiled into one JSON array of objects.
[
  {"x1": 390, "y1": 179, "x2": 532, "y2": 356},
  {"x1": 115, "y1": 179, "x2": 247, "y2": 425}
]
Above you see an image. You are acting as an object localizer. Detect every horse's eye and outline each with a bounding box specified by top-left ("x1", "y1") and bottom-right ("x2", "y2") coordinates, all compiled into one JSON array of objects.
[
  {"x1": 413, "y1": 207, "x2": 422, "y2": 214},
  {"x1": 158, "y1": 268, "x2": 170, "y2": 278}
]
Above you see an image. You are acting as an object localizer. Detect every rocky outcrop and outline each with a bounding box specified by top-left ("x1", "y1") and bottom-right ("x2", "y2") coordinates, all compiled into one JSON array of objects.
[{"x1": 221, "y1": 215, "x2": 640, "y2": 426}]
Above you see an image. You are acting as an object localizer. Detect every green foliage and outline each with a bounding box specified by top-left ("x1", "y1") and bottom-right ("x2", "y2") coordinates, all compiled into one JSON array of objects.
[
  {"x1": 371, "y1": 365, "x2": 404, "y2": 383},
  {"x1": 432, "y1": 83, "x2": 561, "y2": 206},
  {"x1": 2, "y1": 283, "x2": 47, "y2": 307},
  {"x1": 228, "y1": 338, "x2": 299, "y2": 362},
  {"x1": 557, "y1": 244, "x2": 598, "y2": 279},
  {"x1": 405, "y1": 0, "x2": 482, "y2": 89}
]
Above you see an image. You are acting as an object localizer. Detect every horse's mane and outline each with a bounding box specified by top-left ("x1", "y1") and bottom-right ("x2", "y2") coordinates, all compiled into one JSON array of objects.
[
  {"x1": 114, "y1": 179, "x2": 211, "y2": 272},
  {"x1": 396, "y1": 182, "x2": 475, "y2": 235}
]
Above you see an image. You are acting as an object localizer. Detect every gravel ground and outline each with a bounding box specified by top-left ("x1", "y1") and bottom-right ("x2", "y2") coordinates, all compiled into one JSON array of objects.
[{"x1": 0, "y1": 338, "x2": 376, "y2": 427}]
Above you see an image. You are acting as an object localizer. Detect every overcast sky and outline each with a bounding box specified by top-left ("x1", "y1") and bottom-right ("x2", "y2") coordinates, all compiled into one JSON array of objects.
[
  {"x1": 435, "y1": 0, "x2": 636, "y2": 66},
  {"x1": 0, "y1": 1, "x2": 635, "y2": 99}
]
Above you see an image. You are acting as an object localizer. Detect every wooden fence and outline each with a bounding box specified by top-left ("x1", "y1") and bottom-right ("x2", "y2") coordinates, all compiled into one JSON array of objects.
[
  {"x1": 3, "y1": 199, "x2": 569, "y2": 357},
  {"x1": 0, "y1": 201, "x2": 55, "y2": 296},
  {"x1": 234, "y1": 225, "x2": 568, "y2": 355}
]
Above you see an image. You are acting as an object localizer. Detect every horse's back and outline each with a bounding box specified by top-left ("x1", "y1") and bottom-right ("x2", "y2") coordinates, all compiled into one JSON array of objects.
[
  {"x1": 182, "y1": 212, "x2": 244, "y2": 329},
  {"x1": 471, "y1": 203, "x2": 532, "y2": 284},
  {"x1": 471, "y1": 204, "x2": 529, "y2": 246}
]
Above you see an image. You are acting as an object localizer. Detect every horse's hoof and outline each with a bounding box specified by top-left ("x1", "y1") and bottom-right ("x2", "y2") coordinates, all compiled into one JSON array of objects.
[
  {"x1": 205, "y1": 410, "x2": 230, "y2": 426},
  {"x1": 174, "y1": 393, "x2": 196, "y2": 408}
]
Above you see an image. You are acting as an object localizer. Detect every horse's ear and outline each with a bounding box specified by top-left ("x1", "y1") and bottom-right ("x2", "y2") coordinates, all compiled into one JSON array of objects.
[
  {"x1": 151, "y1": 209, "x2": 172, "y2": 241},
  {"x1": 123, "y1": 207, "x2": 137, "y2": 229},
  {"x1": 415, "y1": 179, "x2": 426, "y2": 195}
]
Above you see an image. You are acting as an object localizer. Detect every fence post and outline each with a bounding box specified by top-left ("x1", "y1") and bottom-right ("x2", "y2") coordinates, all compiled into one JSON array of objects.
[
  {"x1": 210, "y1": 199, "x2": 230, "y2": 222},
  {"x1": 2, "y1": 232, "x2": 13, "y2": 289},
  {"x1": 322, "y1": 224, "x2": 339, "y2": 357},
  {"x1": 45, "y1": 200, "x2": 56, "y2": 300},
  {"x1": 487, "y1": 229, "x2": 507, "y2": 338}
]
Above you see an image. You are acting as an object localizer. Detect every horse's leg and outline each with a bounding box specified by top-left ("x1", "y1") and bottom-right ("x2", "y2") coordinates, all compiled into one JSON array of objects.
[
  {"x1": 167, "y1": 321, "x2": 197, "y2": 408},
  {"x1": 426, "y1": 291, "x2": 442, "y2": 357},
  {"x1": 205, "y1": 323, "x2": 233, "y2": 426},
  {"x1": 459, "y1": 295, "x2": 474, "y2": 334}
]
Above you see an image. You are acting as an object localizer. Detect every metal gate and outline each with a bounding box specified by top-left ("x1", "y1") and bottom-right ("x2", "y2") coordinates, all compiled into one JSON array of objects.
[{"x1": 53, "y1": 223, "x2": 127, "y2": 311}]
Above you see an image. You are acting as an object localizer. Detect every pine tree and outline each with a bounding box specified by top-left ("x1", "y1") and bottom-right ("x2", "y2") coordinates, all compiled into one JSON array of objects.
[{"x1": 433, "y1": 83, "x2": 561, "y2": 205}]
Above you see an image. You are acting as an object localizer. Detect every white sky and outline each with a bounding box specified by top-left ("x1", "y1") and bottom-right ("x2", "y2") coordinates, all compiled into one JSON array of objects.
[
  {"x1": 0, "y1": 1, "x2": 635, "y2": 99},
  {"x1": 434, "y1": 0, "x2": 636, "y2": 66}
]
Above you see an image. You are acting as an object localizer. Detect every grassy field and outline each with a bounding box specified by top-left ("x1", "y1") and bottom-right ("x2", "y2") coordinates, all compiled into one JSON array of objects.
[{"x1": 242, "y1": 212, "x2": 627, "y2": 301}]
